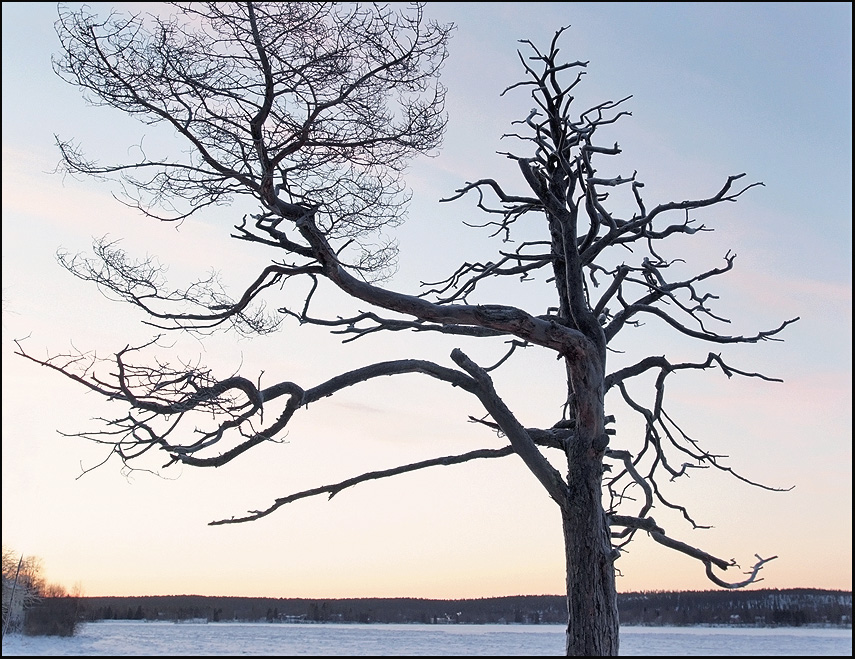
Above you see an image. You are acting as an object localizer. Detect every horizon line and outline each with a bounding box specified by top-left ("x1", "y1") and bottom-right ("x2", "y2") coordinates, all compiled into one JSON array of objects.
[{"x1": 72, "y1": 587, "x2": 853, "y2": 600}]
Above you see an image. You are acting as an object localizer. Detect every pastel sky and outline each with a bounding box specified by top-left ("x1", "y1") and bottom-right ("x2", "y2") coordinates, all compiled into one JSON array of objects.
[{"x1": 2, "y1": 2, "x2": 851, "y2": 599}]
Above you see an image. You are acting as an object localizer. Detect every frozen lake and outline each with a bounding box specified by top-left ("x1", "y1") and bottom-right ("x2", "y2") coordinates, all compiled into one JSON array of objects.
[{"x1": 2, "y1": 620, "x2": 851, "y2": 656}]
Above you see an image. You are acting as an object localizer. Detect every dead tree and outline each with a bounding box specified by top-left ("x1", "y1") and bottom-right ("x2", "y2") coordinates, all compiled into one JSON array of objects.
[{"x1": 18, "y1": 4, "x2": 798, "y2": 655}]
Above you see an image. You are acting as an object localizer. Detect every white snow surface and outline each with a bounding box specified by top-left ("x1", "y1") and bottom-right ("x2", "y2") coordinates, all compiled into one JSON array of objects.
[{"x1": 2, "y1": 621, "x2": 852, "y2": 656}]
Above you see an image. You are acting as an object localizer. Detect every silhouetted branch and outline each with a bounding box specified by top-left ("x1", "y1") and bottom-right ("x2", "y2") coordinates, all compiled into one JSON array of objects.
[
  {"x1": 451, "y1": 348, "x2": 568, "y2": 504},
  {"x1": 609, "y1": 514, "x2": 776, "y2": 588},
  {"x1": 210, "y1": 446, "x2": 517, "y2": 525}
]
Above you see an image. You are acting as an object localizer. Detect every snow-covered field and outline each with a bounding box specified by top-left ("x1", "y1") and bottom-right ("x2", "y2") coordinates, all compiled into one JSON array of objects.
[{"x1": 2, "y1": 621, "x2": 852, "y2": 656}]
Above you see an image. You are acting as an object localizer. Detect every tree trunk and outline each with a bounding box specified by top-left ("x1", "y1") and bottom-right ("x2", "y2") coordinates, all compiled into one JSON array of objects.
[{"x1": 562, "y1": 449, "x2": 619, "y2": 655}]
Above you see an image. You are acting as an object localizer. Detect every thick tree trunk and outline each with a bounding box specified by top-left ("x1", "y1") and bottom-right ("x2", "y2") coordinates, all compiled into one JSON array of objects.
[
  {"x1": 559, "y1": 336, "x2": 618, "y2": 654},
  {"x1": 562, "y1": 436, "x2": 619, "y2": 655}
]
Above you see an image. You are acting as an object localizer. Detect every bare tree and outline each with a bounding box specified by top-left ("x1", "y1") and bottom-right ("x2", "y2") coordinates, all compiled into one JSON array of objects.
[
  {"x1": 2, "y1": 548, "x2": 45, "y2": 636},
  {"x1": 17, "y1": 3, "x2": 798, "y2": 655}
]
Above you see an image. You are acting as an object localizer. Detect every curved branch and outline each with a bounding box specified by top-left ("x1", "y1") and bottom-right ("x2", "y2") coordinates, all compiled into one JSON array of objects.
[
  {"x1": 610, "y1": 514, "x2": 777, "y2": 588},
  {"x1": 177, "y1": 357, "x2": 482, "y2": 468},
  {"x1": 209, "y1": 446, "x2": 516, "y2": 525},
  {"x1": 278, "y1": 307, "x2": 508, "y2": 343},
  {"x1": 58, "y1": 237, "x2": 322, "y2": 334},
  {"x1": 605, "y1": 352, "x2": 788, "y2": 392},
  {"x1": 622, "y1": 305, "x2": 798, "y2": 345},
  {"x1": 439, "y1": 178, "x2": 539, "y2": 206},
  {"x1": 15, "y1": 335, "x2": 483, "y2": 469},
  {"x1": 294, "y1": 211, "x2": 590, "y2": 357},
  {"x1": 605, "y1": 449, "x2": 653, "y2": 535},
  {"x1": 418, "y1": 252, "x2": 552, "y2": 305}
]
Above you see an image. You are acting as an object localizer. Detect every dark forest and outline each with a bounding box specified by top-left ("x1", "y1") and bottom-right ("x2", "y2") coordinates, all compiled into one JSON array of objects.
[{"x1": 75, "y1": 589, "x2": 850, "y2": 627}]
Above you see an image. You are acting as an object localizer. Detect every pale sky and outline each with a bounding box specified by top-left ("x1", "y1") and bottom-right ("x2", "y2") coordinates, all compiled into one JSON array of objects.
[{"x1": 2, "y1": 2, "x2": 851, "y2": 599}]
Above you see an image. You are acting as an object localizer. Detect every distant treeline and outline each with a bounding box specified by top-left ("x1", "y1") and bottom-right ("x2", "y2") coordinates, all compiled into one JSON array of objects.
[{"x1": 77, "y1": 589, "x2": 851, "y2": 627}]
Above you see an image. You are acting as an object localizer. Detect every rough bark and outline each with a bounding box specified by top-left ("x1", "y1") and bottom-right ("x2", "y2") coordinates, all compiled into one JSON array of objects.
[
  {"x1": 561, "y1": 342, "x2": 619, "y2": 655},
  {"x1": 563, "y1": 493, "x2": 619, "y2": 656}
]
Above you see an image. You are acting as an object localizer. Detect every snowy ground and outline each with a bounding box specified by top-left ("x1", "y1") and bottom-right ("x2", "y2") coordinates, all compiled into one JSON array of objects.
[{"x1": 2, "y1": 621, "x2": 852, "y2": 656}]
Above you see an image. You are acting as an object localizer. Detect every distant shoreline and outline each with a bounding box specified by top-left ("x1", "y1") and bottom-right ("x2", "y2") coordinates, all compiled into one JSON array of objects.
[
  {"x1": 81, "y1": 618, "x2": 853, "y2": 629},
  {"x1": 72, "y1": 589, "x2": 852, "y2": 628},
  {"x1": 76, "y1": 588, "x2": 852, "y2": 600}
]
